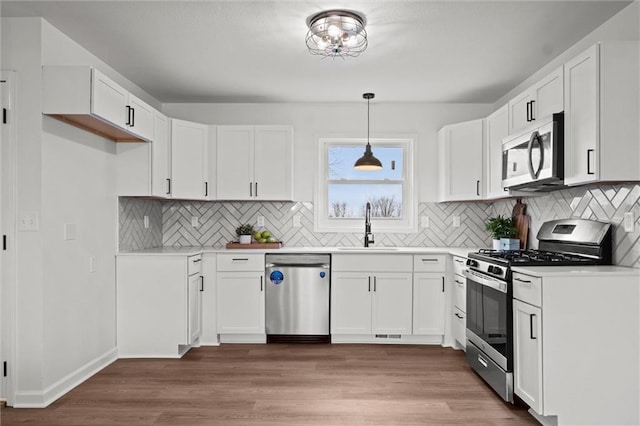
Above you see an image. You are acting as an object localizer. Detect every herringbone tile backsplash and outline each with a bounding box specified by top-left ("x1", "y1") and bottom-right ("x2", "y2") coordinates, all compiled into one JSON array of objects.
[{"x1": 119, "y1": 183, "x2": 640, "y2": 268}]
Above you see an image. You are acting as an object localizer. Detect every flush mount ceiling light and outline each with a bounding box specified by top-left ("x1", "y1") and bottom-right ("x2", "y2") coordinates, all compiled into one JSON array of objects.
[
  {"x1": 354, "y1": 93, "x2": 383, "y2": 171},
  {"x1": 305, "y1": 9, "x2": 367, "y2": 59}
]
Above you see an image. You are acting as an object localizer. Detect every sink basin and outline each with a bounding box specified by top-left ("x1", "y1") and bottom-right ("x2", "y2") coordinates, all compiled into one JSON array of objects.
[{"x1": 337, "y1": 247, "x2": 399, "y2": 251}]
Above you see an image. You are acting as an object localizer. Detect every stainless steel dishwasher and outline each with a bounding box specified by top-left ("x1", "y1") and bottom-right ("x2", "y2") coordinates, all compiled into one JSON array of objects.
[{"x1": 265, "y1": 254, "x2": 330, "y2": 343}]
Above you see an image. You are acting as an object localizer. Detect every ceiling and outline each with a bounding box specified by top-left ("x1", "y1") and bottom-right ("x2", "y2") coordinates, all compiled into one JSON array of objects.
[{"x1": 1, "y1": 1, "x2": 632, "y2": 103}]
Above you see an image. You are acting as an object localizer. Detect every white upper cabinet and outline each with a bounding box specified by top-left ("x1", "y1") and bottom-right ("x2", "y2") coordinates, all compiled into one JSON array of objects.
[
  {"x1": 508, "y1": 66, "x2": 564, "y2": 134},
  {"x1": 438, "y1": 118, "x2": 484, "y2": 201},
  {"x1": 171, "y1": 119, "x2": 213, "y2": 200},
  {"x1": 42, "y1": 66, "x2": 158, "y2": 142},
  {"x1": 564, "y1": 42, "x2": 640, "y2": 186},
  {"x1": 484, "y1": 104, "x2": 510, "y2": 199},
  {"x1": 217, "y1": 125, "x2": 293, "y2": 201},
  {"x1": 151, "y1": 111, "x2": 172, "y2": 198}
]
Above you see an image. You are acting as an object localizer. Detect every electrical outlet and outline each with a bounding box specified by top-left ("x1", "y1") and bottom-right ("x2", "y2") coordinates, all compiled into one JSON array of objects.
[
  {"x1": 257, "y1": 216, "x2": 265, "y2": 227},
  {"x1": 143, "y1": 215, "x2": 149, "y2": 229},
  {"x1": 63, "y1": 223, "x2": 76, "y2": 240},
  {"x1": 89, "y1": 256, "x2": 97, "y2": 273},
  {"x1": 421, "y1": 216, "x2": 430, "y2": 228},
  {"x1": 293, "y1": 215, "x2": 301, "y2": 227},
  {"x1": 624, "y1": 211, "x2": 635, "y2": 232},
  {"x1": 191, "y1": 216, "x2": 199, "y2": 227},
  {"x1": 453, "y1": 216, "x2": 461, "y2": 227}
]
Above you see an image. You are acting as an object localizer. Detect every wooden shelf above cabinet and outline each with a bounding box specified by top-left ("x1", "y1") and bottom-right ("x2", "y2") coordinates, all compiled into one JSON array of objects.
[{"x1": 46, "y1": 114, "x2": 146, "y2": 143}]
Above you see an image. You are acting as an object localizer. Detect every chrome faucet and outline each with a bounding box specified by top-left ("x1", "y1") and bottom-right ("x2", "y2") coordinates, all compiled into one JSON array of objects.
[{"x1": 364, "y1": 202, "x2": 374, "y2": 247}]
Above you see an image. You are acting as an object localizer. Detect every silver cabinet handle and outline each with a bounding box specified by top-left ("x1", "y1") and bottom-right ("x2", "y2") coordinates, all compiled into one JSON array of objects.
[
  {"x1": 514, "y1": 277, "x2": 532, "y2": 284},
  {"x1": 454, "y1": 259, "x2": 464, "y2": 264},
  {"x1": 454, "y1": 313, "x2": 464, "y2": 319},
  {"x1": 232, "y1": 258, "x2": 249, "y2": 262},
  {"x1": 421, "y1": 258, "x2": 438, "y2": 262},
  {"x1": 454, "y1": 279, "x2": 464, "y2": 285}
]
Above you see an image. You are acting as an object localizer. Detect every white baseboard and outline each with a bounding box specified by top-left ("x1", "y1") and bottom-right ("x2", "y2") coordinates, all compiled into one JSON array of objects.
[{"x1": 14, "y1": 347, "x2": 118, "y2": 408}]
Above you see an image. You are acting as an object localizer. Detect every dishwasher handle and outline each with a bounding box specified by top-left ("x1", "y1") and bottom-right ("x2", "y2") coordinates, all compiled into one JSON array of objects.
[{"x1": 265, "y1": 263, "x2": 330, "y2": 269}]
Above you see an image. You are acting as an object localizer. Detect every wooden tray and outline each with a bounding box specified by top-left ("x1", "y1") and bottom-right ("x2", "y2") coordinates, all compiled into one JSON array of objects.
[{"x1": 225, "y1": 241, "x2": 282, "y2": 249}]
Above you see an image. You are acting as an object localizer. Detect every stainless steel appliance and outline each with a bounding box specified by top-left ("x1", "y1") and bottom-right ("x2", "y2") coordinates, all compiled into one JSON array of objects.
[
  {"x1": 265, "y1": 254, "x2": 331, "y2": 343},
  {"x1": 464, "y1": 218, "x2": 612, "y2": 402},
  {"x1": 502, "y1": 112, "x2": 564, "y2": 192}
]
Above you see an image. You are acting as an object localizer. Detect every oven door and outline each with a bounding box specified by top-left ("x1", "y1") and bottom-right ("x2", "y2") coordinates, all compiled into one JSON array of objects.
[
  {"x1": 501, "y1": 113, "x2": 563, "y2": 189},
  {"x1": 464, "y1": 269, "x2": 511, "y2": 371}
]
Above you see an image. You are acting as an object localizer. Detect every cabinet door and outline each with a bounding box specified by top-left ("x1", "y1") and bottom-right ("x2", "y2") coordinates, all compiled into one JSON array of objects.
[
  {"x1": 216, "y1": 126, "x2": 254, "y2": 200},
  {"x1": 439, "y1": 119, "x2": 484, "y2": 201},
  {"x1": 217, "y1": 272, "x2": 265, "y2": 334},
  {"x1": 564, "y1": 44, "x2": 599, "y2": 186},
  {"x1": 513, "y1": 299, "x2": 543, "y2": 413},
  {"x1": 188, "y1": 273, "x2": 202, "y2": 344},
  {"x1": 171, "y1": 119, "x2": 210, "y2": 200},
  {"x1": 533, "y1": 66, "x2": 564, "y2": 121},
  {"x1": 127, "y1": 94, "x2": 155, "y2": 141},
  {"x1": 452, "y1": 307, "x2": 466, "y2": 350},
  {"x1": 485, "y1": 104, "x2": 509, "y2": 199},
  {"x1": 151, "y1": 111, "x2": 172, "y2": 198},
  {"x1": 331, "y1": 272, "x2": 371, "y2": 334},
  {"x1": 372, "y1": 273, "x2": 413, "y2": 335},
  {"x1": 412, "y1": 273, "x2": 445, "y2": 335},
  {"x1": 91, "y1": 68, "x2": 128, "y2": 129},
  {"x1": 508, "y1": 91, "x2": 533, "y2": 133},
  {"x1": 253, "y1": 126, "x2": 293, "y2": 200},
  {"x1": 452, "y1": 273, "x2": 466, "y2": 313}
]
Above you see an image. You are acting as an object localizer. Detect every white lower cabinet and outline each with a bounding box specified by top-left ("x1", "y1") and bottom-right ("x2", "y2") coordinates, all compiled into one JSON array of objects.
[
  {"x1": 513, "y1": 298, "x2": 543, "y2": 413},
  {"x1": 412, "y1": 273, "x2": 444, "y2": 335},
  {"x1": 331, "y1": 254, "x2": 413, "y2": 338},
  {"x1": 450, "y1": 255, "x2": 467, "y2": 349},
  {"x1": 116, "y1": 254, "x2": 202, "y2": 358},
  {"x1": 512, "y1": 268, "x2": 640, "y2": 425},
  {"x1": 216, "y1": 254, "x2": 265, "y2": 340}
]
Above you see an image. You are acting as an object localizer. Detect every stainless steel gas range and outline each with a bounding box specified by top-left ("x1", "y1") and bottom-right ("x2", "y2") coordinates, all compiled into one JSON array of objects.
[{"x1": 463, "y1": 218, "x2": 612, "y2": 402}]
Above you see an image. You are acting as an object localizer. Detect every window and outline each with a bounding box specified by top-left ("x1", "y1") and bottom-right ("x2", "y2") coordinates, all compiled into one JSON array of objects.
[{"x1": 315, "y1": 137, "x2": 417, "y2": 233}]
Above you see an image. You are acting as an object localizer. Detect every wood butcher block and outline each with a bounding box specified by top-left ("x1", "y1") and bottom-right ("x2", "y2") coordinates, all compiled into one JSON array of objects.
[{"x1": 512, "y1": 199, "x2": 529, "y2": 249}]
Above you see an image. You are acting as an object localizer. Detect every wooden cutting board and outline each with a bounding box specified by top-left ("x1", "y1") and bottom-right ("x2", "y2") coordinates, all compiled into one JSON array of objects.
[{"x1": 512, "y1": 199, "x2": 529, "y2": 250}]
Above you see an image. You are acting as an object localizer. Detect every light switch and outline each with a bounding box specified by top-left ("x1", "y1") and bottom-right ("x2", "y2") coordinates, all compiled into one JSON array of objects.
[
  {"x1": 257, "y1": 216, "x2": 265, "y2": 227},
  {"x1": 143, "y1": 215, "x2": 149, "y2": 229},
  {"x1": 63, "y1": 223, "x2": 77, "y2": 240},
  {"x1": 18, "y1": 212, "x2": 39, "y2": 231}
]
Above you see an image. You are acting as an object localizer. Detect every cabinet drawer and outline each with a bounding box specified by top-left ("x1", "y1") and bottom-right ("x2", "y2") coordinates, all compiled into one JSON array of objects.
[
  {"x1": 512, "y1": 272, "x2": 542, "y2": 307},
  {"x1": 413, "y1": 254, "x2": 447, "y2": 272},
  {"x1": 453, "y1": 273, "x2": 466, "y2": 312},
  {"x1": 453, "y1": 307, "x2": 466, "y2": 349},
  {"x1": 452, "y1": 256, "x2": 467, "y2": 276},
  {"x1": 217, "y1": 253, "x2": 264, "y2": 271},
  {"x1": 188, "y1": 255, "x2": 202, "y2": 276},
  {"x1": 332, "y1": 254, "x2": 412, "y2": 272}
]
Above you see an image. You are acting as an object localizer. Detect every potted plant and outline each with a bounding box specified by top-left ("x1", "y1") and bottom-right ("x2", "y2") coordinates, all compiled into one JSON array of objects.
[
  {"x1": 485, "y1": 215, "x2": 519, "y2": 250},
  {"x1": 235, "y1": 224, "x2": 255, "y2": 244}
]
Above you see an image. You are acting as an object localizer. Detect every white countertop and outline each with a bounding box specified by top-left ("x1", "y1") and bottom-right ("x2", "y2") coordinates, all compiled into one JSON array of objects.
[
  {"x1": 117, "y1": 246, "x2": 480, "y2": 257},
  {"x1": 512, "y1": 265, "x2": 640, "y2": 277}
]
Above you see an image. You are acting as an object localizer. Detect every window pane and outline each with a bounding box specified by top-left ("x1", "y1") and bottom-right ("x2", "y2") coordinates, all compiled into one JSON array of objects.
[
  {"x1": 328, "y1": 184, "x2": 403, "y2": 218},
  {"x1": 328, "y1": 146, "x2": 403, "y2": 180}
]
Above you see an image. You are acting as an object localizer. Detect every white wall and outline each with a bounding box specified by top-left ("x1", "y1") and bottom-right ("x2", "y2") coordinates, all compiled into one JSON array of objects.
[
  {"x1": 2, "y1": 17, "x2": 149, "y2": 406},
  {"x1": 493, "y1": 0, "x2": 640, "y2": 109},
  {"x1": 163, "y1": 102, "x2": 493, "y2": 202}
]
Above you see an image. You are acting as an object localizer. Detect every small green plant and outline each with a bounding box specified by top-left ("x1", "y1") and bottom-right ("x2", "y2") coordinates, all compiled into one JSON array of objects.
[
  {"x1": 485, "y1": 215, "x2": 519, "y2": 239},
  {"x1": 235, "y1": 224, "x2": 255, "y2": 236}
]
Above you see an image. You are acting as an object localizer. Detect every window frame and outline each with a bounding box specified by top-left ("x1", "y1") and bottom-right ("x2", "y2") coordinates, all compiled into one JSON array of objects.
[{"x1": 314, "y1": 136, "x2": 418, "y2": 233}]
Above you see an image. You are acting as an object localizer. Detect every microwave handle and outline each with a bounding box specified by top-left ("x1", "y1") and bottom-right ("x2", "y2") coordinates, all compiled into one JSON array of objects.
[{"x1": 527, "y1": 130, "x2": 543, "y2": 179}]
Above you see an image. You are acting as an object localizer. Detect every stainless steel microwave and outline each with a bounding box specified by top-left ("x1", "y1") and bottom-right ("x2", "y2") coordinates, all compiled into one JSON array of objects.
[{"x1": 501, "y1": 112, "x2": 564, "y2": 192}]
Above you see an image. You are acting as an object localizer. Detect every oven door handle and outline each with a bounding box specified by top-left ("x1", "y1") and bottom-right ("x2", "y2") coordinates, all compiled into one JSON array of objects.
[{"x1": 462, "y1": 269, "x2": 507, "y2": 294}]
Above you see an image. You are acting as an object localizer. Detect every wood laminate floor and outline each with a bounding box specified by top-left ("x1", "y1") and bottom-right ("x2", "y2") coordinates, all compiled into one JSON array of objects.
[{"x1": 1, "y1": 344, "x2": 537, "y2": 425}]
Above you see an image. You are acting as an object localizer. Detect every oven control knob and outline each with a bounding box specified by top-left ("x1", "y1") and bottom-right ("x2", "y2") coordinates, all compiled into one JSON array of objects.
[
  {"x1": 493, "y1": 267, "x2": 503, "y2": 276},
  {"x1": 467, "y1": 259, "x2": 478, "y2": 267}
]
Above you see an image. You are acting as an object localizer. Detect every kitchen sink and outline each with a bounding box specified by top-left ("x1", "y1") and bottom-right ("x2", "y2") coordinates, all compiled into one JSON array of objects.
[{"x1": 336, "y1": 247, "x2": 400, "y2": 251}]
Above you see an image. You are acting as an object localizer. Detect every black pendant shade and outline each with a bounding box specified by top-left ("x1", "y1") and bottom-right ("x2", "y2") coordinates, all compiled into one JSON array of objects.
[{"x1": 354, "y1": 92, "x2": 382, "y2": 170}]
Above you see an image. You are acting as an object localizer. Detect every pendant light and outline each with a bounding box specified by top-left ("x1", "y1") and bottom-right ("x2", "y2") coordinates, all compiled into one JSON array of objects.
[{"x1": 354, "y1": 93, "x2": 383, "y2": 170}]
